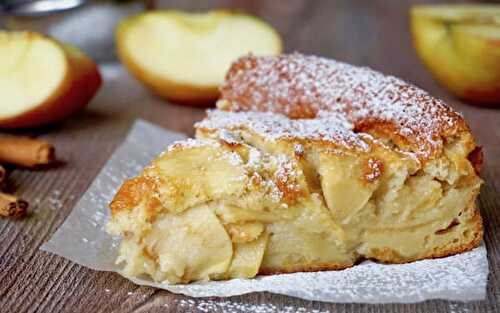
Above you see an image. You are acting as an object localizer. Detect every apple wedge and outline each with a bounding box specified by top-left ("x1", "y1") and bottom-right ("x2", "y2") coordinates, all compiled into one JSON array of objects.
[
  {"x1": 411, "y1": 5, "x2": 500, "y2": 105},
  {"x1": 116, "y1": 10, "x2": 282, "y2": 105},
  {"x1": 0, "y1": 31, "x2": 101, "y2": 128}
]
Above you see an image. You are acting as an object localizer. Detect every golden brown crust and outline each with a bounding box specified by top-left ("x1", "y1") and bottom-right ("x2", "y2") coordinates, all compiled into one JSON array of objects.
[
  {"x1": 259, "y1": 262, "x2": 353, "y2": 275},
  {"x1": 468, "y1": 146, "x2": 484, "y2": 175},
  {"x1": 362, "y1": 157, "x2": 384, "y2": 183},
  {"x1": 220, "y1": 53, "x2": 471, "y2": 161},
  {"x1": 274, "y1": 165, "x2": 305, "y2": 204},
  {"x1": 110, "y1": 176, "x2": 160, "y2": 215}
]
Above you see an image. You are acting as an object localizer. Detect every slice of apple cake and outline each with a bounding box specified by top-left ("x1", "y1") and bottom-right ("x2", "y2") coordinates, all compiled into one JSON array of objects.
[{"x1": 107, "y1": 53, "x2": 483, "y2": 284}]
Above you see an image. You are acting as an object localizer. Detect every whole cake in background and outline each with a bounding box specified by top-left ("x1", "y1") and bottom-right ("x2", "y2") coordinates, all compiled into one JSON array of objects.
[{"x1": 107, "y1": 53, "x2": 483, "y2": 284}]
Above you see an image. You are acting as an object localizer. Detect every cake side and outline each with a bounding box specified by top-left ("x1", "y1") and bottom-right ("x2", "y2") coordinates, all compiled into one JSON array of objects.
[
  {"x1": 108, "y1": 138, "x2": 355, "y2": 283},
  {"x1": 196, "y1": 110, "x2": 483, "y2": 274}
]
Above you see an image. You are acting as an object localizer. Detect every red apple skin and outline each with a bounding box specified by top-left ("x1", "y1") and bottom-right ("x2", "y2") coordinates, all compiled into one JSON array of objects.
[
  {"x1": 461, "y1": 88, "x2": 500, "y2": 107},
  {"x1": 0, "y1": 45, "x2": 102, "y2": 129}
]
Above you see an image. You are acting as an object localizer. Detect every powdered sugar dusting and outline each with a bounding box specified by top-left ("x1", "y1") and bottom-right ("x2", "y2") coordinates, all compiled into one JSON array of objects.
[
  {"x1": 197, "y1": 110, "x2": 369, "y2": 151},
  {"x1": 167, "y1": 138, "x2": 220, "y2": 153},
  {"x1": 365, "y1": 158, "x2": 383, "y2": 182},
  {"x1": 221, "y1": 53, "x2": 466, "y2": 159},
  {"x1": 166, "y1": 135, "x2": 302, "y2": 204},
  {"x1": 294, "y1": 143, "x2": 304, "y2": 157},
  {"x1": 165, "y1": 138, "x2": 243, "y2": 166},
  {"x1": 219, "y1": 129, "x2": 243, "y2": 145},
  {"x1": 274, "y1": 154, "x2": 302, "y2": 199},
  {"x1": 247, "y1": 146, "x2": 263, "y2": 168},
  {"x1": 243, "y1": 146, "x2": 303, "y2": 204}
]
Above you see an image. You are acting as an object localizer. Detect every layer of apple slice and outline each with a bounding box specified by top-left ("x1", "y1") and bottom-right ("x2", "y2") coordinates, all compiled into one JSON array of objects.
[
  {"x1": 411, "y1": 5, "x2": 500, "y2": 105},
  {"x1": 0, "y1": 31, "x2": 101, "y2": 128},
  {"x1": 116, "y1": 10, "x2": 282, "y2": 105}
]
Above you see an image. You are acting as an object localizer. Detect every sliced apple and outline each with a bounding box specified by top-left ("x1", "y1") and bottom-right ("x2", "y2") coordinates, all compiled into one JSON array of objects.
[
  {"x1": 0, "y1": 31, "x2": 101, "y2": 128},
  {"x1": 225, "y1": 231, "x2": 269, "y2": 279},
  {"x1": 116, "y1": 10, "x2": 282, "y2": 105},
  {"x1": 411, "y1": 5, "x2": 500, "y2": 105}
]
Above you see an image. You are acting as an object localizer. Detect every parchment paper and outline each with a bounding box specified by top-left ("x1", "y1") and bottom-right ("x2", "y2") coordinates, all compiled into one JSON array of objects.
[{"x1": 41, "y1": 119, "x2": 489, "y2": 304}]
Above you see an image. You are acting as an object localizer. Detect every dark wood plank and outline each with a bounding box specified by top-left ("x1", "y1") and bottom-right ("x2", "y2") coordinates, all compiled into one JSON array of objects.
[{"x1": 1, "y1": 0, "x2": 499, "y2": 312}]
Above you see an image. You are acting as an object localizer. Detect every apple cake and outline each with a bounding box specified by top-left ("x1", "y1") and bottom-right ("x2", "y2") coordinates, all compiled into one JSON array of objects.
[{"x1": 107, "y1": 53, "x2": 483, "y2": 284}]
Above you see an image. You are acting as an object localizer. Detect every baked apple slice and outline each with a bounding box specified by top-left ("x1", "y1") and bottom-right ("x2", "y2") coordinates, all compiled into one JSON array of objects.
[
  {"x1": 0, "y1": 31, "x2": 101, "y2": 128},
  {"x1": 411, "y1": 5, "x2": 500, "y2": 105},
  {"x1": 116, "y1": 10, "x2": 282, "y2": 105}
]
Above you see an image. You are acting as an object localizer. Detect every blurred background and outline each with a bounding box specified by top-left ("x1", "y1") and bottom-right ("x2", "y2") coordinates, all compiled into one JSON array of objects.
[
  {"x1": 1, "y1": 0, "x2": 499, "y2": 133},
  {"x1": 0, "y1": 0, "x2": 497, "y2": 83},
  {"x1": 1, "y1": 0, "x2": 500, "y2": 117},
  {"x1": 0, "y1": 0, "x2": 495, "y2": 63},
  {"x1": 1, "y1": 0, "x2": 499, "y2": 134}
]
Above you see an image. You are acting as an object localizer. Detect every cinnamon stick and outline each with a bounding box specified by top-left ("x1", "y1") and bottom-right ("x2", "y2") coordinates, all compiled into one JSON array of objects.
[
  {"x1": 0, "y1": 137, "x2": 55, "y2": 168},
  {"x1": 0, "y1": 192, "x2": 28, "y2": 218},
  {"x1": 0, "y1": 165, "x2": 6, "y2": 185}
]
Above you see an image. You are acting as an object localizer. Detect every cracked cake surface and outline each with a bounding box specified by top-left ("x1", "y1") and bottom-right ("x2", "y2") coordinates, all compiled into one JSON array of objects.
[
  {"x1": 107, "y1": 53, "x2": 483, "y2": 284},
  {"x1": 219, "y1": 53, "x2": 468, "y2": 161}
]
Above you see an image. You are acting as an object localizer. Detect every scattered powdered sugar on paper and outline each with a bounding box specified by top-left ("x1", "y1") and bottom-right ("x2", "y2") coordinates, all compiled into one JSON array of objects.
[
  {"x1": 40, "y1": 120, "x2": 488, "y2": 303},
  {"x1": 122, "y1": 245, "x2": 488, "y2": 303},
  {"x1": 166, "y1": 298, "x2": 334, "y2": 313},
  {"x1": 448, "y1": 303, "x2": 473, "y2": 313}
]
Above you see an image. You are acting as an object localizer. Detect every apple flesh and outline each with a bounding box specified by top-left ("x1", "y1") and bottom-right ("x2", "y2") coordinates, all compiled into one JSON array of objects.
[
  {"x1": 0, "y1": 31, "x2": 101, "y2": 128},
  {"x1": 411, "y1": 5, "x2": 500, "y2": 105},
  {"x1": 116, "y1": 10, "x2": 282, "y2": 105}
]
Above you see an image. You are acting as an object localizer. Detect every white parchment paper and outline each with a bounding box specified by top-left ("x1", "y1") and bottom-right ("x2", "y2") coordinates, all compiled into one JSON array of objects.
[{"x1": 41, "y1": 119, "x2": 489, "y2": 304}]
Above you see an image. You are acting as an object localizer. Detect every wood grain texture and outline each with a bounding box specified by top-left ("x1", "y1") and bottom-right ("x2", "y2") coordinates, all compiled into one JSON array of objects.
[{"x1": 1, "y1": 0, "x2": 499, "y2": 312}]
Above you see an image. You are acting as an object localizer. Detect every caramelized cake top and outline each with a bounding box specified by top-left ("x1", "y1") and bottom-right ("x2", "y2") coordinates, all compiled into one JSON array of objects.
[{"x1": 218, "y1": 53, "x2": 470, "y2": 160}]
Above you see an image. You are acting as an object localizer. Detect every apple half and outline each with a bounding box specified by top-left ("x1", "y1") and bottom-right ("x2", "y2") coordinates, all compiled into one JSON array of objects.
[
  {"x1": 411, "y1": 5, "x2": 500, "y2": 105},
  {"x1": 0, "y1": 31, "x2": 101, "y2": 128},
  {"x1": 116, "y1": 10, "x2": 282, "y2": 105}
]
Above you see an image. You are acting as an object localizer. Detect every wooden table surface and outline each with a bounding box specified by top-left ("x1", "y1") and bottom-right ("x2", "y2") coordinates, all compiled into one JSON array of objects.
[{"x1": 1, "y1": 0, "x2": 499, "y2": 312}]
